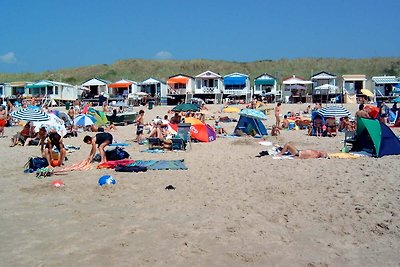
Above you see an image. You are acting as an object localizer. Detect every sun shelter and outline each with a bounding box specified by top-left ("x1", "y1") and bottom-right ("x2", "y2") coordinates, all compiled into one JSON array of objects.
[
  {"x1": 234, "y1": 116, "x2": 267, "y2": 136},
  {"x1": 352, "y1": 117, "x2": 400, "y2": 157}
]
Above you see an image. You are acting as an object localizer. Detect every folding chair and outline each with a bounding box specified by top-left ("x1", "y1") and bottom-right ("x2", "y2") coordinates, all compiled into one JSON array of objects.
[
  {"x1": 343, "y1": 130, "x2": 357, "y2": 150},
  {"x1": 148, "y1": 137, "x2": 163, "y2": 150},
  {"x1": 172, "y1": 123, "x2": 191, "y2": 150}
]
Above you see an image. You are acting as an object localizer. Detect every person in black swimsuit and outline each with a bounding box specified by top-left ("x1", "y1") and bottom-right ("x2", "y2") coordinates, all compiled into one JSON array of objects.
[
  {"x1": 83, "y1": 132, "x2": 113, "y2": 164},
  {"x1": 41, "y1": 131, "x2": 66, "y2": 167}
]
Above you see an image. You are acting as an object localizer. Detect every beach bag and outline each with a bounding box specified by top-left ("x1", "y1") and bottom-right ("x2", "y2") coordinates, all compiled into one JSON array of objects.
[
  {"x1": 25, "y1": 157, "x2": 49, "y2": 171},
  {"x1": 105, "y1": 147, "x2": 130, "y2": 161}
]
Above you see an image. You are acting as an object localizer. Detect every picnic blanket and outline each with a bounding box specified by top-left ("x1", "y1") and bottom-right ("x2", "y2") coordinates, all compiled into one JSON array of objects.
[{"x1": 128, "y1": 159, "x2": 187, "y2": 170}]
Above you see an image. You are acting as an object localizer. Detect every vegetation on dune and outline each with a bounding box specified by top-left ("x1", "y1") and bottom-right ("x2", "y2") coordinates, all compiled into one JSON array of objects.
[{"x1": 0, "y1": 58, "x2": 399, "y2": 85}]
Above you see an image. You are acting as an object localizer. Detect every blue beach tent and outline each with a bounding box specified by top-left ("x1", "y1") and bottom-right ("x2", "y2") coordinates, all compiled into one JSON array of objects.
[{"x1": 234, "y1": 116, "x2": 268, "y2": 136}]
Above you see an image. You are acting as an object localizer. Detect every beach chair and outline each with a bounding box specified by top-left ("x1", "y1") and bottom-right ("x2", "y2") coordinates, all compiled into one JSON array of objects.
[
  {"x1": 171, "y1": 123, "x2": 191, "y2": 150},
  {"x1": 148, "y1": 137, "x2": 163, "y2": 150},
  {"x1": 343, "y1": 130, "x2": 357, "y2": 150}
]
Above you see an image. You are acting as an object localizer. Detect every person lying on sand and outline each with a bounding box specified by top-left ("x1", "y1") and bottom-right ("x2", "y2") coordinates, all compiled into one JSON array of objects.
[{"x1": 276, "y1": 142, "x2": 328, "y2": 159}]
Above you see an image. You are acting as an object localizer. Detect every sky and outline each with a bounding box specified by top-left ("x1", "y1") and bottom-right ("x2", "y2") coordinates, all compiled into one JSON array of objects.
[{"x1": 1, "y1": 0, "x2": 399, "y2": 73}]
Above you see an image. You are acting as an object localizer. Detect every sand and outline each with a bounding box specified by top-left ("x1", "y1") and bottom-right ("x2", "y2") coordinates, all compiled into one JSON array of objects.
[{"x1": 1, "y1": 103, "x2": 400, "y2": 266}]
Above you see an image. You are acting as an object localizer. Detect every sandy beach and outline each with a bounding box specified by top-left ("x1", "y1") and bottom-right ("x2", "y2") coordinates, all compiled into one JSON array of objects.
[{"x1": 1, "y1": 103, "x2": 400, "y2": 266}]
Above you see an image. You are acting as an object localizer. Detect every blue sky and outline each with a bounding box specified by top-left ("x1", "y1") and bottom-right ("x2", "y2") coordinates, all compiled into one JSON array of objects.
[{"x1": 1, "y1": 0, "x2": 399, "y2": 73}]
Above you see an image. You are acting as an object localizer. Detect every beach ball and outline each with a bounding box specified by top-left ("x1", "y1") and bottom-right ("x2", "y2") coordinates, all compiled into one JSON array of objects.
[
  {"x1": 98, "y1": 175, "x2": 117, "y2": 186},
  {"x1": 51, "y1": 160, "x2": 60, "y2": 167},
  {"x1": 52, "y1": 180, "x2": 64, "y2": 187}
]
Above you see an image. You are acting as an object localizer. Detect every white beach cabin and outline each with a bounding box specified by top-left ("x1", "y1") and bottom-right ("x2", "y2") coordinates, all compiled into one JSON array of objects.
[
  {"x1": 282, "y1": 75, "x2": 312, "y2": 103},
  {"x1": 194, "y1": 70, "x2": 224, "y2": 104},
  {"x1": 138, "y1": 77, "x2": 167, "y2": 105},
  {"x1": 311, "y1": 71, "x2": 339, "y2": 103},
  {"x1": 108, "y1": 79, "x2": 138, "y2": 98},
  {"x1": 166, "y1": 74, "x2": 195, "y2": 105},
  {"x1": 81, "y1": 78, "x2": 110, "y2": 99},
  {"x1": 372, "y1": 76, "x2": 400, "y2": 102},
  {"x1": 254, "y1": 73, "x2": 278, "y2": 102},
  {"x1": 223, "y1": 72, "x2": 251, "y2": 103},
  {"x1": 342, "y1": 74, "x2": 367, "y2": 103}
]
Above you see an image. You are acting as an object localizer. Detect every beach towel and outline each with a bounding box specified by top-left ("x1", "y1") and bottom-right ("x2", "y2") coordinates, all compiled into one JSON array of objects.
[
  {"x1": 128, "y1": 159, "x2": 187, "y2": 170},
  {"x1": 97, "y1": 159, "x2": 135, "y2": 169},
  {"x1": 328, "y1": 153, "x2": 360, "y2": 159},
  {"x1": 55, "y1": 160, "x2": 93, "y2": 173},
  {"x1": 108, "y1": 143, "x2": 130, "y2": 147},
  {"x1": 140, "y1": 149, "x2": 165, "y2": 153}
]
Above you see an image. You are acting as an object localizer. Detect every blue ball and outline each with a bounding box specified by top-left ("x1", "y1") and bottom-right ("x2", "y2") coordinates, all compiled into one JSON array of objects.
[{"x1": 98, "y1": 175, "x2": 117, "y2": 186}]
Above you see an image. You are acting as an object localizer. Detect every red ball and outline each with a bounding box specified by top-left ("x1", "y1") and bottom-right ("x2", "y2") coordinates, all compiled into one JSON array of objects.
[{"x1": 51, "y1": 160, "x2": 60, "y2": 167}]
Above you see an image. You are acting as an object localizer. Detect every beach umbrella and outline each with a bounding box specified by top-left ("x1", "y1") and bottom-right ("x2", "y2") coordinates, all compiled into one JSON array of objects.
[
  {"x1": 11, "y1": 108, "x2": 49, "y2": 121},
  {"x1": 74, "y1": 114, "x2": 96, "y2": 127},
  {"x1": 184, "y1": 117, "x2": 216, "y2": 142},
  {"x1": 238, "y1": 109, "x2": 267, "y2": 120},
  {"x1": 223, "y1": 106, "x2": 240, "y2": 113},
  {"x1": 162, "y1": 120, "x2": 177, "y2": 135},
  {"x1": 361, "y1": 89, "x2": 374, "y2": 97},
  {"x1": 51, "y1": 110, "x2": 73, "y2": 126},
  {"x1": 33, "y1": 114, "x2": 67, "y2": 137},
  {"x1": 172, "y1": 103, "x2": 200, "y2": 112},
  {"x1": 317, "y1": 106, "x2": 351, "y2": 118}
]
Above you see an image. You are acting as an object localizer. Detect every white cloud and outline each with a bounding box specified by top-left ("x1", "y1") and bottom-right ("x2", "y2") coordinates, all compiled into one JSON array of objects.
[
  {"x1": 154, "y1": 51, "x2": 173, "y2": 60},
  {"x1": 0, "y1": 52, "x2": 17, "y2": 63}
]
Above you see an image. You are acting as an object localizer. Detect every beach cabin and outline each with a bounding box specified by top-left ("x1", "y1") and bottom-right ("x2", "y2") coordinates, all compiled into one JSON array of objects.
[
  {"x1": 253, "y1": 73, "x2": 278, "y2": 103},
  {"x1": 81, "y1": 78, "x2": 110, "y2": 99},
  {"x1": 372, "y1": 76, "x2": 400, "y2": 102},
  {"x1": 311, "y1": 71, "x2": 340, "y2": 103},
  {"x1": 7, "y1": 82, "x2": 28, "y2": 97},
  {"x1": 25, "y1": 80, "x2": 77, "y2": 105},
  {"x1": 108, "y1": 79, "x2": 138, "y2": 98},
  {"x1": 223, "y1": 72, "x2": 251, "y2": 103},
  {"x1": 166, "y1": 74, "x2": 195, "y2": 105},
  {"x1": 342, "y1": 74, "x2": 367, "y2": 103},
  {"x1": 138, "y1": 77, "x2": 167, "y2": 105},
  {"x1": 194, "y1": 70, "x2": 224, "y2": 104},
  {"x1": 282, "y1": 75, "x2": 312, "y2": 103}
]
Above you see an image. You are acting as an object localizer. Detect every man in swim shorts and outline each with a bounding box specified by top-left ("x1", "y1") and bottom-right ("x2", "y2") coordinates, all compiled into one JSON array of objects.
[
  {"x1": 276, "y1": 142, "x2": 328, "y2": 159},
  {"x1": 84, "y1": 132, "x2": 114, "y2": 164}
]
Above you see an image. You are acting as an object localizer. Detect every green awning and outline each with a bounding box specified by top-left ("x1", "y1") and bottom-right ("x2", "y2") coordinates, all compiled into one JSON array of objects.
[
  {"x1": 26, "y1": 81, "x2": 53, "y2": 88},
  {"x1": 255, "y1": 79, "x2": 275, "y2": 86}
]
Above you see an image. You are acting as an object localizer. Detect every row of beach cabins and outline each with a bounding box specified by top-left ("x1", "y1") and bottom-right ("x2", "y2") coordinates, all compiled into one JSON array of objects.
[{"x1": 1, "y1": 70, "x2": 399, "y2": 106}]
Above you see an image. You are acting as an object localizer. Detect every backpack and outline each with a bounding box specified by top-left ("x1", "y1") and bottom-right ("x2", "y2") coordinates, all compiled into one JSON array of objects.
[
  {"x1": 24, "y1": 157, "x2": 49, "y2": 171},
  {"x1": 105, "y1": 147, "x2": 130, "y2": 161}
]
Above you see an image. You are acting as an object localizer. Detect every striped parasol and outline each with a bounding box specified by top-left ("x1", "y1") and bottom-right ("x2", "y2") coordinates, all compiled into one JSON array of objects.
[
  {"x1": 74, "y1": 114, "x2": 96, "y2": 126},
  {"x1": 317, "y1": 106, "x2": 351, "y2": 118},
  {"x1": 11, "y1": 108, "x2": 50, "y2": 121}
]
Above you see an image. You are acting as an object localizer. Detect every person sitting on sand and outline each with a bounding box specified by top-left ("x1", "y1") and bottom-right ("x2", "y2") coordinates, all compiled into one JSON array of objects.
[
  {"x1": 214, "y1": 120, "x2": 227, "y2": 135},
  {"x1": 149, "y1": 120, "x2": 165, "y2": 141},
  {"x1": 325, "y1": 117, "x2": 337, "y2": 137},
  {"x1": 282, "y1": 115, "x2": 289, "y2": 129},
  {"x1": 170, "y1": 112, "x2": 181, "y2": 124},
  {"x1": 83, "y1": 132, "x2": 114, "y2": 164},
  {"x1": 276, "y1": 142, "x2": 328, "y2": 159},
  {"x1": 303, "y1": 105, "x2": 311, "y2": 114},
  {"x1": 10, "y1": 121, "x2": 34, "y2": 147},
  {"x1": 271, "y1": 125, "x2": 280, "y2": 136},
  {"x1": 24, "y1": 126, "x2": 47, "y2": 146},
  {"x1": 41, "y1": 131, "x2": 66, "y2": 167}
]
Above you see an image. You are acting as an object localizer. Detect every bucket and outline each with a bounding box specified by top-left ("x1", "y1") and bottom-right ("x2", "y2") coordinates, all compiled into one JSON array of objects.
[{"x1": 288, "y1": 122, "x2": 295, "y2": 130}]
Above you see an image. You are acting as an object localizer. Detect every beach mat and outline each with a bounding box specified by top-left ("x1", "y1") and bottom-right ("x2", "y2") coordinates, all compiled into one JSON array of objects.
[{"x1": 129, "y1": 159, "x2": 187, "y2": 170}]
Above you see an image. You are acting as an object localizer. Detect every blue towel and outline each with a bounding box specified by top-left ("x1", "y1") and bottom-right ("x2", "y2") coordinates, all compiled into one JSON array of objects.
[
  {"x1": 128, "y1": 160, "x2": 187, "y2": 170},
  {"x1": 109, "y1": 143, "x2": 130, "y2": 147}
]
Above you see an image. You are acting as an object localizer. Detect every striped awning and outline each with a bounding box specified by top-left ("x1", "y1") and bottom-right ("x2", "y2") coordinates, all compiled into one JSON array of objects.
[{"x1": 372, "y1": 77, "x2": 399, "y2": 84}]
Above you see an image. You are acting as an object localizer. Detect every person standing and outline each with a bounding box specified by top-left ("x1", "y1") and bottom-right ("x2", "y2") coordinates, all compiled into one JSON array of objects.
[
  {"x1": 275, "y1": 102, "x2": 281, "y2": 127},
  {"x1": 134, "y1": 109, "x2": 145, "y2": 144},
  {"x1": 0, "y1": 106, "x2": 6, "y2": 137}
]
